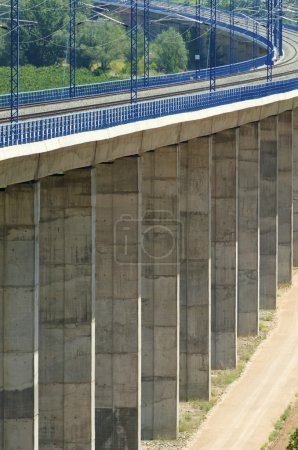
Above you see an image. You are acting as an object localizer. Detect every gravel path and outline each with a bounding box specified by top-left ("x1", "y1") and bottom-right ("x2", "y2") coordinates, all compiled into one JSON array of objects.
[{"x1": 187, "y1": 272, "x2": 298, "y2": 450}]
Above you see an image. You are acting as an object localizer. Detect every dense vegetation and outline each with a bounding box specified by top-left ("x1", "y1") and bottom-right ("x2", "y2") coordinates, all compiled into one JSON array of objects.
[
  {"x1": 0, "y1": 0, "x2": 194, "y2": 93},
  {"x1": 287, "y1": 428, "x2": 298, "y2": 450},
  {"x1": 0, "y1": 0, "x2": 273, "y2": 94},
  {"x1": 0, "y1": 65, "x2": 127, "y2": 93}
]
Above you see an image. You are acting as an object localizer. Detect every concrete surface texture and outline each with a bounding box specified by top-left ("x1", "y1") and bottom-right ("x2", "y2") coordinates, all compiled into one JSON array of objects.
[
  {"x1": 141, "y1": 147, "x2": 179, "y2": 440},
  {"x1": 179, "y1": 137, "x2": 211, "y2": 401},
  {"x1": 237, "y1": 122, "x2": 260, "y2": 336},
  {"x1": 293, "y1": 109, "x2": 298, "y2": 266},
  {"x1": 95, "y1": 158, "x2": 141, "y2": 449},
  {"x1": 187, "y1": 271, "x2": 298, "y2": 450},
  {"x1": 0, "y1": 183, "x2": 38, "y2": 450},
  {"x1": 39, "y1": 170, "x2": 95, "y2": 450},
  {"x1": 211, "y1": 128, "x2": 238, "y2": 370},
  {"x1": 278, "y1": 111, "x2": 293, "y2": 284},
  {"x1": 260, "y1": 116, "x2": 278, "y2": 309}
]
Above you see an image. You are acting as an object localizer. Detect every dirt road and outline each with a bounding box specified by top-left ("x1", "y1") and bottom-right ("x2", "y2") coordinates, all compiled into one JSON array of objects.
[{"x1": 187, "y1": 273, "x2": 298, "y2": 450}]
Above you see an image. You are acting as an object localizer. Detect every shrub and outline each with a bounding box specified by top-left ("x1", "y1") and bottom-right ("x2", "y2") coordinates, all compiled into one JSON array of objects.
[{"x1": 287, "y1": 428, "x2": 298, "y2": 450}]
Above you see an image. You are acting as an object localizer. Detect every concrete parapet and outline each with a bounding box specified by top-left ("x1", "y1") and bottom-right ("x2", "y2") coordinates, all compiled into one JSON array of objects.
[
  {"x1": 260, "y1": 117, "x2": 278, "y2": 309},
  {"x1": 211, "y1": 129, "x2": 238, "y2": 370},
  {"x1": 141, "y1": 146, "x2": 180, "y2": 440},
  {"x1": 179, "y1": 138, "x2": 211, "y2": 401},
  {"x1": 238, "y1": 122, "x2": 260, "y2": 336},
  {"x1": 95, "y1": 157, "x2": 141, "y2": 450}
]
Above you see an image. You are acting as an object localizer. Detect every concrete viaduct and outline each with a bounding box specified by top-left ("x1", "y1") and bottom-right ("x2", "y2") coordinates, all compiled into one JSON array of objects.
[{"x1": 0, "y1": 89, "x2": 297, "y2": 449}]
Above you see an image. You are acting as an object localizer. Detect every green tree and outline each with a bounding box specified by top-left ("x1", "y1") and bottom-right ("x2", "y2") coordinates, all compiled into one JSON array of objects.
[
  {"x1": 20, "y1": 0, "x2": 69, "y2": 66},
  {"x1": 0, "y1": 2, "x2": 11, "y2": 66},
  {"x1": 152, "y1": 27, "x2": 188, "y2": 73},
  {"x1": 76, "y1": 20, "x2": 129, "y2": 71},
  {"x1": 0, "y1": 29, "x2": 9, "y2": 66}
]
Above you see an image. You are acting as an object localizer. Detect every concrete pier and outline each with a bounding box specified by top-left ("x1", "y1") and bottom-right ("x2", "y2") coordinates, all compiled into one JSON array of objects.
[
  {"x1": 0, "y1": 183, "x2": 39, "y2": 450},
  {"x1": 141, "y1": 147, "x2": 180, "y2": 440},
  {"x1": 238, "y1": 123, "x2": 260, "y2": 336},
  {"x1": 95, "y1": 157, "x2": 141, "y2": 449},
  {"x1": 278, "y1": 111, "x2": 293, "y2": 284},
  {"x1": 39, "y1": 170, "x2": 95, "y2": 450},
  {"x1": 260, "y1": 117, "x2": 278, "y2": 309},
  {"x1": 211, "y1": 129, "x2": 238, "y2": 369},
  {"x1": 293, "y1": 109, "x2": 298, "y2": 266},
  {"x1": 179, "y1": 138, "x2": 211, "y2": 401}
]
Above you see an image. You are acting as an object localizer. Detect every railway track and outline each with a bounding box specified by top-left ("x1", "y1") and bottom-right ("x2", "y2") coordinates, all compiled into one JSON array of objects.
[
  {"x1": 1, "y1": 65, "x2": 297, "y2": 124},
  {"x1": 1, "y1": 2, "x2": 298, "y2": 124}
]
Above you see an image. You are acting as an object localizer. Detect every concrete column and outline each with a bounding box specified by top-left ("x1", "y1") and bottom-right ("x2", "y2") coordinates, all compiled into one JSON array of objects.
[
  {"x1": 95, "y1": 157, "x2": 141, "y2": 450},
  {"x1": 260, "y1": 117, "x2": 278, "y2": 309},
  {"x1": 211, "y1": 129, "x2": 238, "y2": 370},
  {"x1": 0, "y1": 183, "x2": 39, "y2": 450},
  {"x1": 278, "y1": 111, "x2": 293, "y2": 284},
  {"x1": 141, "y1": 146, "x2": 179, "y2": 440},
  {"x1": 179, "y1": 138, "x2": 211, "y2": 401},
  {"x1": 39, "y1": 169, "x2": 95, "y2": 450},
  {"x1": 238, "y1": 123, "x2": 260, "y2": 336},
  {"x1": 293, "y1": 109, "x2": 298, "y2": 266}
]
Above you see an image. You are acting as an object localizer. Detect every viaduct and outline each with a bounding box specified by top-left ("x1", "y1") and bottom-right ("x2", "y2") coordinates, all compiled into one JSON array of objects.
[
  {"x1": 0, "y1": 89, "x2": 298, "y2": 449},
  {"x1": 0, "y1": 0, "x2": 298, "y2": 448}
]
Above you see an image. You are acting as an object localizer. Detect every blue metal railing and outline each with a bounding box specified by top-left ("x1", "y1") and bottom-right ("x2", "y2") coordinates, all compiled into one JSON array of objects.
[
  {"x1": 0, "y1": 0, "x2": 271, "y2": 109},
  {"x1": 1, "y1": 76, "x2": 297, "y2": 148},
  {"x1": 284, "y1": 23, "x2": 298, "y2": 32},
  {"x1": 0, "y1": 54, "x2": 269, "y2": 108}
]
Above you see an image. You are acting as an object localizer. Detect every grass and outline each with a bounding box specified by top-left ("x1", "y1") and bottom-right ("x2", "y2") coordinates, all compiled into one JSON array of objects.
[
  {"x1": 260, "y1": 393, "x2": 298, "y2": 449},
  {"x1": 269, "y1": 406, "x2": 292, "y2": 441},
  {"x1": 261, "y1": 312, "x2": 274, "y2": 322},
  {"x1": 192, "y1": 399, "x2": 216, "y2": 413},
  {"x1": 261, "y1": 405, "x2": 293, "y2": 450},
  {"x1": 278, "y1": 282, "x2": 292, "y2": 291},
  {"x1": 258, "y1": 310, "x2": 275, "y2": 333},
  {"x1": 0, "y1": 64, "x2": 130, "y2": 95},
  {"x1": 259, "y1": 321, "x2": 268, "y2": 331},
  {"x1": 178, "y1": 399, "x2": 217, "y2": 435},
  {"x1": 179, "y1": 412, "x2": 193, "y2": 432}
]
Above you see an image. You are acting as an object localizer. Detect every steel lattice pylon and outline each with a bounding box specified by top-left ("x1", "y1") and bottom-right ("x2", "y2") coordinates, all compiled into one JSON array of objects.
[
  {"x1": 209, "y1": 0, "x2": 216, "y2": 91},
  {"x1": 252, "y1": 0, "x2": 259, "y2": 66},
  {"x1": 69, "y1": 0, "x2": 76, "y2": 97},
  {"x1": 195, "y1": 0, "x2": 201, "y2": 80},
  {"x1": 10, "y1": 0, "x2": 19, "y2": 129},
  {"x1": 273, "y1": 0, "x2": 278, "y2": 48},
  {"x1": 277, "y1": 0, "x2": 283, "y2": 56},
  {"x1": 131, "y1": 0, "x2": 138, "y2": 102},
  {"x1": 144, "y1": 0, "x2": 150, "y2": 86},
  {"x1": 252, "y1": 21, "x2": 258, "y2": 65},
  {"x1": 266, "y1": 0, "x2": 273, "y2": 81},
  {"x1": 229, "y1": 0, "x2": 235, "y2": 66}
]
